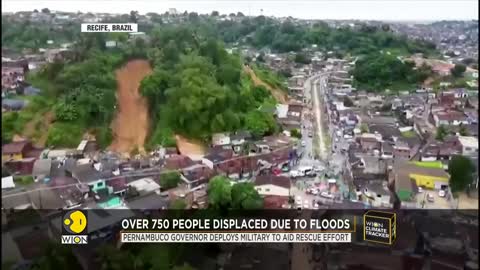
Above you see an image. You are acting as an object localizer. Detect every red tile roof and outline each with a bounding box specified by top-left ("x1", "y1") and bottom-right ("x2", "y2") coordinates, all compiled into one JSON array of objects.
[
  {"x1": 2, "y1": 141, "x2": 30, "y2": 154},
  {"x1": 107, "y1": 177, "x2": 127, "y2": 193},
  {"x1": 263, "y1": 195, "x2": 289, "y2": 209},
  {"x1": 255, "y1": 175, "x2": 291, "y2": 189},
  {"x1": 435, "y1": 110, "x2": 467, "y2": 121},
  {"x1": 165, "y1": 155, "x2": 194, "y2": 170}
]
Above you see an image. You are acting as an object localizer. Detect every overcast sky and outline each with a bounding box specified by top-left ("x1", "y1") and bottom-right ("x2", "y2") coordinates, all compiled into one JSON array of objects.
[{"x1": 2, "y1": 0, "x2": 478, "y2": 21}]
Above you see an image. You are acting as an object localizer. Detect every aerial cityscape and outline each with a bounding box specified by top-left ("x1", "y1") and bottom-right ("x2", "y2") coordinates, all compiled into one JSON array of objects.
[{"x1": 1, "y1": 1, "x2": 479, "y2": 270}]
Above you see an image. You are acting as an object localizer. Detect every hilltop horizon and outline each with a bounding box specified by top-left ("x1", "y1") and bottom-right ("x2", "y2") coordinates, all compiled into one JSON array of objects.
[{"x1": 2, "y1": 0, "x2": 478, "y2": 21}]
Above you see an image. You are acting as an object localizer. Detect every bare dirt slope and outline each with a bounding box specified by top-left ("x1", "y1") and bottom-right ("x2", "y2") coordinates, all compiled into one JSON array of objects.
[
  {"x1": 109, "y1": 60, "x2": 152, "y2": 155},
  {"x1": 175, "y1": 135, "x2": 206, "y2": 159},
  {"x1": 21, "y1": 111, "x2": 54, "y2": 147},
  {"x1": 244, "y1": 65, "x2": 288, "y2": 104}
]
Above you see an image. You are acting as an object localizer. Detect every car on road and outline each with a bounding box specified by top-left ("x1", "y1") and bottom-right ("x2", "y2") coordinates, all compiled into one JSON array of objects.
[
  {"x1": 427, "y1": 193, "x2": 434, "y2": 202},
  {"x1": 290, "y1": 170, "x2": 302, "y2": 178},
  {"x1": 418, "y1": 187, "x2": 424, "y2": 193},
  {"x1": 272, "y1": 168, "x2": 282, "y2": 176},
  {"x1": 298, "y1": 166, "x2": 313, "y2": 176},
  {"x1": 301, "y1": 140, "x2": 306, "y2": 147},
  {"x1": 308, "y1": 132, "x2": 313, "y2": 137},
  {"x1": 438, "y1": 189, "x2": 446, "y2": 197}
]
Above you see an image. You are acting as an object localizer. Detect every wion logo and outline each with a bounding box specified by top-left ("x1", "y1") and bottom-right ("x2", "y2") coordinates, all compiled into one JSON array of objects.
[
  {"x1": 363, "y1": 210, "x2": 396, "y2": 245},
  {"x1": 61, "y1": 210, "x2": 88, "y2": 245}
]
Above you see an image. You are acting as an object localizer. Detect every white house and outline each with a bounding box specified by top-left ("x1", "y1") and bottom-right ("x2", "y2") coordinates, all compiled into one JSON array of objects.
[
  {"x1": 127, "y1": 177, "x2": 161, "y2": 196},
  {"x1": 432, "y1": 111, "x2": 469, "y2": 127},
  {"x1": 211, "y1": 133, "x2": 231, "y2": 146},
  {"x1": 276, "y1": 104, "x2": 289, "y2": 118},
  {"x1": 105, "y1": 40, "x2": 117, "y2": 48},
  {"x1": 254, "y1": 175, "x2": 291, "y2": 197},
  {"x1": 458, "y1": 136, "x2": 479, "y2": 156}
]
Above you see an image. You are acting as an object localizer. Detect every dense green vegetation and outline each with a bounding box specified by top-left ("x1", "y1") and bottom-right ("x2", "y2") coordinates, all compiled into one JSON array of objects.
[
  {"x1": 352, "y1": 53, "x2": 434, "y2": 91},
  {"x1": 41, "y1": 51, "x2": 122, "y2": 147},
  {"x1": 3, "y1": 13, "x2": 438, "y2": 56},
  {"x1": 2, "y1": 13, "x2": 441, "y2": 147},
  {"x1": 215, "y1": 18, "x2": 437, "y2": 56},
  {"x1": 140, "y1": 26, "x2": 278, "y2": 144},
  {"x1": 2, "y1": 18, "x2": 78, "y2": 50},
  {"x1": 207, "y1": 176, "x2": 263, "y2": 210},
  {"x1": 160, "y1": 172, "x2": 182, "y2": 190},
  {"x1": 1, "y1": 94, "x2": 53, "y2": 144},
  {"x1": 448, "y1": 155, "x2": 476, "y2": 194},
  {"x1": 1, "y1": 30, "x2": 145, "y2": 146},
  {"x1": 436, "y1": 125, "x2": 449, "y2": 141},
  {"x1": 451, "y1": 63, "x2": 467, "y2": 78},
  {"x1": 250, "y1": 64, "x2": 288, "y2": 92},
  {"x1": 2, "y1": 22, "x2": 279, "y2": 147}
]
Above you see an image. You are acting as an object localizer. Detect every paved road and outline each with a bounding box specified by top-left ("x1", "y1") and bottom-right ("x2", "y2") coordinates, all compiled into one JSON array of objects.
[
  {"x1": 296, "y1": 74, "x2": 324, "y2": 169},
  {"x1": 312, "y1": 77, "x2": 328, "y2": 160}
]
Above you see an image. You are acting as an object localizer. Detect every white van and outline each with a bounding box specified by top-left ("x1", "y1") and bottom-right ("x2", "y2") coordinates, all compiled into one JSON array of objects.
[
  {"x1": 290, "y1": 170, "x2": 301, "y2": 178},
  {"x1": 298, "y1": 166, "x2": 313, "y2": 176}
]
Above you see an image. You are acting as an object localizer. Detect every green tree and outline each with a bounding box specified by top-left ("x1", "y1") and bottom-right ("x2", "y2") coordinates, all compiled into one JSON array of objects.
[
  {"x1": 360, "y1": 123, "x2": 369, "y2": 133},
  {"x1": 294, "y1": 53, "x2": 311, "y2": 64},
  {"x1": 54, "y1": 102, "x2": 79, "y2": 121},
  {"x1": 459, "y1": 124, "x2": 469, "y2": 136},
  {"x1": 170, "y1": 199, "x2": 187, "y2": 209},
  {"x1": 448, "y1": 155, "x2": 476, "y2": 193},
  {"x1": 256, "y1": 53, "x2": 265, "y2": 62},
  {"x1": 140, "y1": 69, "x2": 171, "y2": 113},
  {"x1": 160, "y1": 172, "x2": 182, "y2": 190},
  {"x1": 343, "y1": 96, "x2": 354, "y2": 107},
  {"x1": 352, "y1": 53, "x2": 428, "y2": 91},
  {"x1": 188, "y1": 12, "x2": 199, "y2": 21},
  {"x1": 207, "y1": 176, "x2": 232, "y2": 209},
  {"x1": 290, "y1": 129, "x2": 302, "y2": 139},
  {"x1": 129, "y1": 10, "x2": 139, "y2": 23},
  {"x1": 31, "y1": 242, "x2": 82, "y2": 270},
  {"x1": 96, "y1": 245, "x2": 135, "y2": 270},
  {"x1": 436, "y1": 125, "x2": 448, "y2": 141},
  {"x1": 451, "y1": 64, "x2": 466, "y2": 78},
  {"x1": 231, "y1": 182, "x2": 263, "y2": 209},
  {"x1": 244, "y1": 110, "x2": 276, "y2": 138},
  {"x1": 41, "y1": 8, "x2": 50, "y2": 13},
  {"x1": 46, "y1": 122, "x2": 84, "y2": 147},
  {"x1": 211, "y1": 11, "x2": 220, "y2": 17}
]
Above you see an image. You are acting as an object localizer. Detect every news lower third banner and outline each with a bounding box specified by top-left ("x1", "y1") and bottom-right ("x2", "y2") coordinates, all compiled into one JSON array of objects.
[
  {"x1": 5, "y1": 209, "x2": 477, "y2": 246},
  {"x1": 3, "y1": 210, "x2": 477, "y2": 270},
  {"x1": 121, "y1": 232, "x2": 352, "y2": 243},
  {"x1": 119, "y1": 210, "x2": 356, "y2": 243},
  {"x1": 55, "y1": 209, "x2": 403, "y2": 245}
]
